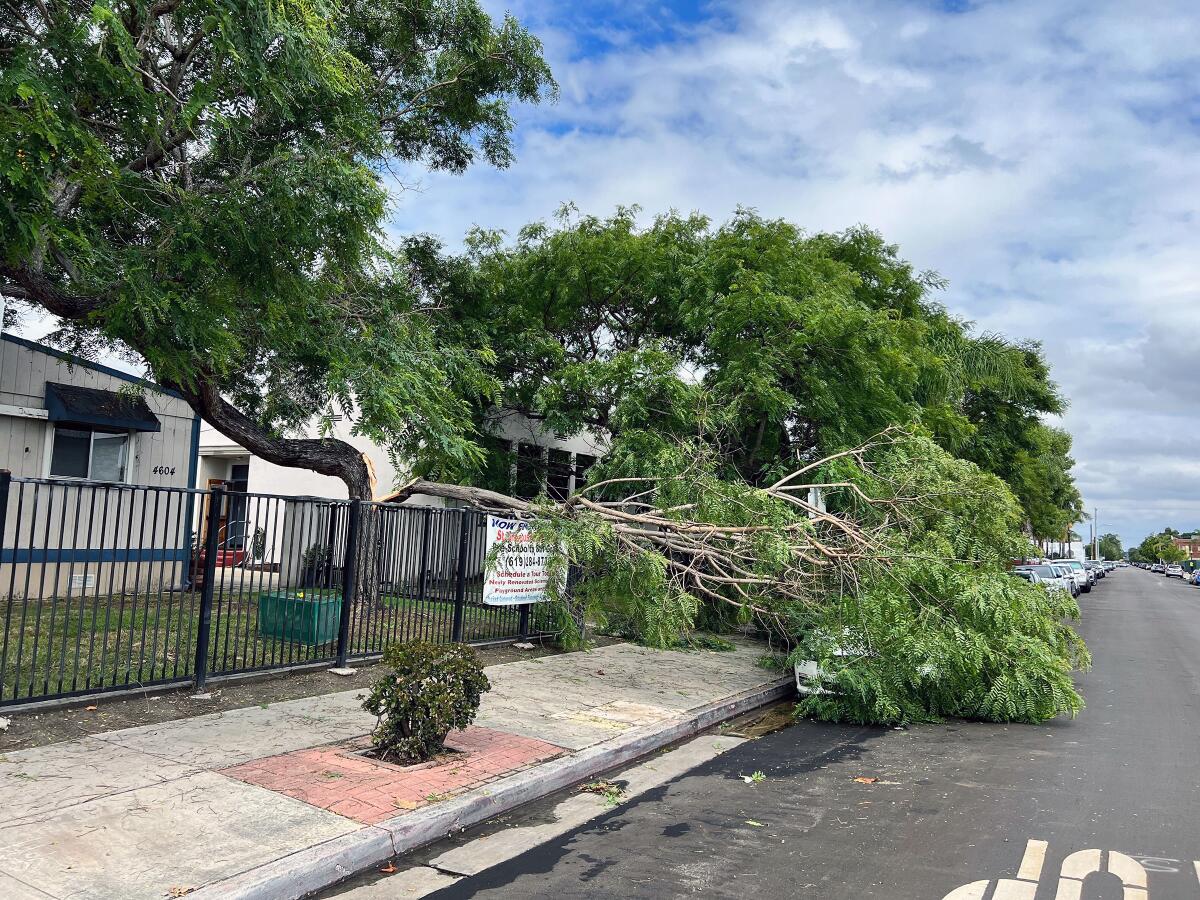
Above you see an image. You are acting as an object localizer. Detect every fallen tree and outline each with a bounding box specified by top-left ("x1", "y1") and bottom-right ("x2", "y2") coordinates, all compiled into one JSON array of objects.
[{"x1": 394, "y1": 429, "x2": 1090, "y2": 725}]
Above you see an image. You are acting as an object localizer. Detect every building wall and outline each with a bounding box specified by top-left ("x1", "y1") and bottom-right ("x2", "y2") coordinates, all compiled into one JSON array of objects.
[
  {"x1": 198, "y1": 417, "x2": 402, "y2": 501},
  {"x1": 0, "y1": 336, "x2": 200, "y2": 599},
  {"x1": 0, "y1": 335, "x2": 198, "y2": 488},
  {"x1": 1171, "y1": 537, "x2": 1200, "y2": 557}
]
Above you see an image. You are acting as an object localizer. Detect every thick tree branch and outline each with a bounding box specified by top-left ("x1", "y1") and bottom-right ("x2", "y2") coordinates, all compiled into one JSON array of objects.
[
  {"x1": 162, "y1": 375, "x2": 377, "y2": 500},
  {"x1": 0, "y1": 264, "x2": 113, "y2": 317}
]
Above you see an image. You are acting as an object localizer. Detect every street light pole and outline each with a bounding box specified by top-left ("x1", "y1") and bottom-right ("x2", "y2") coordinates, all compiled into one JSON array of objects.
[{"x1": 1093, "y1": 508, "x2": 1099, "y2": 561}]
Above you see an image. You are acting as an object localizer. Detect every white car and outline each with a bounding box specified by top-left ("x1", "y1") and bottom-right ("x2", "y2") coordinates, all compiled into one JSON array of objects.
[
  {"x1": 1015, "y1": 564, "x2": 1075, "y2": 597},
  {"x1": 1054, "y1": 559, "x2": 1091, "y2": 593},
  {"x1": 1165, "y1": 564, "x2": 1185, "y2": 578}
]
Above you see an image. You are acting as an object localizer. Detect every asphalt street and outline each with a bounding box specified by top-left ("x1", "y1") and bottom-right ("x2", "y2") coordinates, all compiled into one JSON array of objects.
[{"x1": 399, "y1": 569, "x2": 1200, "y2": 899}]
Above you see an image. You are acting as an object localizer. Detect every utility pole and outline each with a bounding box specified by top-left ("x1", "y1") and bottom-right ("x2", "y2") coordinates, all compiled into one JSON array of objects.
[{"x1": 1093, "y1": 508, "x2": 1099, "y2": 561}]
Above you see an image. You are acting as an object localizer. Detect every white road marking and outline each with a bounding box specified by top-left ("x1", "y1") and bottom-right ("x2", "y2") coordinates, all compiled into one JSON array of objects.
[
  {"x1": 1060, "y1": 848, "x2": 1102, "y2": 879},
  {"x1": 1056, "y1": 848, "x2": 1149, "y2": 900},
  {"x1": 992, "y1": 879, "x2": 1038, "y2": 900},
  {"x1": 1018, "y1": 839, "x2": 1048, "y2": 881},
  {"x1": 1110, "y1": 852, "x2": 1149, "y2": 888},
  {"x1": 942, "y1": 881, "x2": 989, "y2": 900},
  {"x1": 943, "y1": 841, "x2": 1161, "y2": 900}
]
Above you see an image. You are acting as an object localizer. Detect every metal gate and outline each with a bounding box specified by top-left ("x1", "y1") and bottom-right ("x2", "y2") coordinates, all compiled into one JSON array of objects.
[{"x1": 0, "y1": 474, "x2": 549, "y2": 707}]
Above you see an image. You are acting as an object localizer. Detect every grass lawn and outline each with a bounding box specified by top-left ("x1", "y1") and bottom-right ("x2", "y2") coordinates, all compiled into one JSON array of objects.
[{"x1": 0, "y1": 588, "x2": 546, "y2": 704}]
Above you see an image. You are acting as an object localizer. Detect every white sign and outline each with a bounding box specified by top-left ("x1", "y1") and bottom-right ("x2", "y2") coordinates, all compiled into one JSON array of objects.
[{"x1": 482, "y1": 516, "x2": 556, "y2": 606}]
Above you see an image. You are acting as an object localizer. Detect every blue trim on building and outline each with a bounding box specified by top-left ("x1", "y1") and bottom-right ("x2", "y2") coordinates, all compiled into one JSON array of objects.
[
  {"x1": 0, "y1": 334, "x2": 184, "y2": 399},
  {"x1": 0, "y1": 548, "x2": 189, "y2": 564}
]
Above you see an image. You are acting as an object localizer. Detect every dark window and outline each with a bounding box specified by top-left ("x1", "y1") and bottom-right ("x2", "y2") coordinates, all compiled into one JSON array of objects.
[
  {"x1": 574, "y1": 454, "x2": 597, "y2": 491},
  {"x1": 49, "y1": 427, "x2": 90, "y2": 478},
  {"x1": 49, "y1": 426, "x2": 128, "y2": 481},
  {"x1": 514, "y1": 443, "x2": 546, "y2": 500},
  {"x1": 547, "y1": 449, "x2": 573, "y2": 501},
  {"x1": 478, "y1": 436, "x2": 516, "y2": 495}
]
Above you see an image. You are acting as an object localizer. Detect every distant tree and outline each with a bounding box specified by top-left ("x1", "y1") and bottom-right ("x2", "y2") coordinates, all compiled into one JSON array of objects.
[
  {"x1": 1097, "y1": 533, "x2": 1123, "y2": 561},
  {"x1": 1135, "y1": 531, "x2": 1186, "y2": 564},
  {"x1": 1, "y1": 0, "x2": 554, "y2": 498}
]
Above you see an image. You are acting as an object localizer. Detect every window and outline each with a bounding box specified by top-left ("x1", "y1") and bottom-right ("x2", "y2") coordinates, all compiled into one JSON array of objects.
[
  {"x1": 574, "y1": 454, "x2": 597, "y2": 491},
  {"x1": 514, "y1": 443, "x2": 547, "y2": 500},
  {"x1": 49, "y1": 426, "x2": 129, "y2": 482},
  {"x1": 547, "y1": 449, "x2": 573, "y2": 501}
]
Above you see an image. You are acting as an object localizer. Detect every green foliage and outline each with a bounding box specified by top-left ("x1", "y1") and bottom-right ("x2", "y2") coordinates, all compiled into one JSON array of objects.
[
  {"x1": 1097, "y1": 533, "x2": 1123, "y2": 561},
  {"x1": 409, "y1": 208, "x2": 1089, "y2": 726},
  {"x1": 523, "y1": 427, "x2": 1089, "y2": 725},
  {"x1": 2, "y1": 0, "x2": 554, "y2": 487},
  {"x1": 362, "y1": 641, "x2": 490, "y2": 763},
  {"x1": 792, "y1": 436, "x2": 1089, "y2": 725},
  {"x1": 419, "y1": 207, "x2": 1079, "y2": 534},
  {"x1": 1134, "y1": 530, "x2": 1187, "y2": 564}
]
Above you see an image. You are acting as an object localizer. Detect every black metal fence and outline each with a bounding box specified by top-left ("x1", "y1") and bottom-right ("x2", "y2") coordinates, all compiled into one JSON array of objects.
[{"x1": 0, "y1": 473, "x2": 553, "y2": 707}]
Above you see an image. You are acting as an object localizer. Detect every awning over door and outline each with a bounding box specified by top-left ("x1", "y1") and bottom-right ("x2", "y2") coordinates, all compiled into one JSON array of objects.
[{"x1": 44, "y1": 382, "x2": 162, "y2": 432}]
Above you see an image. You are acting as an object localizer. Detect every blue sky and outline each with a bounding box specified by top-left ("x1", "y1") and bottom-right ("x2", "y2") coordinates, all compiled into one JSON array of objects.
[
  {"x1": 16, "y1": 1, "x2": 1200, "y2": 548},
  {"x1": 381, "y1": 0, "x2": 1200, "y2": 549}
]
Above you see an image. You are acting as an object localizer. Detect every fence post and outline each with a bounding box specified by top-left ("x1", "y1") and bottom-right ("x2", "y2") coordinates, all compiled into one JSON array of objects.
[
  {"x1": 0, "y1": 471, "x2": 10, "y2": 558},
  {"x1": 418, "y1": 507, "x2": 432, "y2": 602},
  {"x1": 518, "y1": 604, "x2": 531, "y2": 641},
  {"x1": 193, "y1": 487, "x2": 223, "y2": 692},
  {"x1": 334, "y1": 500, "x2": 361, "y2": 668},
  {"x1": 451, "y1": 510, "x2": 469, "y2": 643}
]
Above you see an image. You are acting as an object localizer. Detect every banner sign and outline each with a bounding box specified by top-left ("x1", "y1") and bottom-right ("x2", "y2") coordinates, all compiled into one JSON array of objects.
[{"x1": 482, "y1": 516, "x2": 557, "y2": 606}]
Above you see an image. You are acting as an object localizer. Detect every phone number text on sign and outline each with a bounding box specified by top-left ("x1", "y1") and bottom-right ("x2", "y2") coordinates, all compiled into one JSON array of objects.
[{"x1": 482, "y1": 516, "x2": 558, "y2": 606}]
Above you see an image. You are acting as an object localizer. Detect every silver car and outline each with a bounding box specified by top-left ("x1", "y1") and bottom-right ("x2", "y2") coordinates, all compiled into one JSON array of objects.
[{"x1": 1015, "y1": 565, "x2": 1075, "y2": 596}]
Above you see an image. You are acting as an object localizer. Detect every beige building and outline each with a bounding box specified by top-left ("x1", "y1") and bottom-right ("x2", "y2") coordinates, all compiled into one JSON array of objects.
[{"x1": 0, "y1": 334, "x2": 200, "y2": 597}]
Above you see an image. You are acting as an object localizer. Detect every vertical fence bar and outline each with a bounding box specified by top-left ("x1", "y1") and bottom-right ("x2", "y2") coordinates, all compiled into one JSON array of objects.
[
  {"x1": 193, "y1": 487, "x2": 222, "y2": 692},
  {"x1": 451, "y1": 510, "x2": 469, "y2": 643},
  {"x1": 0, "y1": 471, "x2": 9, "y2": 700},
  {"x1": 418, "y1": 508, "x2": 431, "y2": 605},
  {"x1": 0, "y1": 470, "x2": 9, "y2": 560},
  {"x1": 334, "y1": 500, "x2": 361, "y2": 668}
]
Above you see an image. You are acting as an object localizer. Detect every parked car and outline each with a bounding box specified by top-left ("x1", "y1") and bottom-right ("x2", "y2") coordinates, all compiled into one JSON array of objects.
[
  {"x1": 1189, "y1": 571, "x2": 1200, "y2": 586},
  {"x1": 1084, "y1": 561, "x2": 1105, "y2": 580},
  {"x1": 1015, "y1": 564, "x2": 1076, "y2": 597},
  {"x1": 1166, "y1": 564, "x2": 1185, "y2": 578},
  {"x1": 1053, "y1": 559, "x2": 1091, "y2": 593},
  {"x1": 1152, "y1": 563, "x2": 1166, "y2": 573},
  {"x1": 1050, "y1": 565, "x2": 1081, "y2": 596}
]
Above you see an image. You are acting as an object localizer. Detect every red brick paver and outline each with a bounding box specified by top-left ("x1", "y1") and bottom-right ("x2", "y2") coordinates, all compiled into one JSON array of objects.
[{"x1": 221, "y1": 726, "x2": 563, "y2": 824}]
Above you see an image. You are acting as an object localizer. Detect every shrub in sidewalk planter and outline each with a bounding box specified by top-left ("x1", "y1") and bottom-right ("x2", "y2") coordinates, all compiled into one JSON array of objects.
[{"x1": 362, "y1": 642, "x2": 491, "y2": 764}]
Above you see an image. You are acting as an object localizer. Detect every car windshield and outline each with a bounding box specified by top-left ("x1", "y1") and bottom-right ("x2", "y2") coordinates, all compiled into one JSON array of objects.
[{"x1": 1021, "y1": 566, "x2": 1059, "y2": 578}]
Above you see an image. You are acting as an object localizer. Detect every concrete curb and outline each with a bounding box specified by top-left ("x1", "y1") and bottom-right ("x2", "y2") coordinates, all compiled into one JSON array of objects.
[{"x1": 191, "y1": 675, "x2": 794, "y2": 900}]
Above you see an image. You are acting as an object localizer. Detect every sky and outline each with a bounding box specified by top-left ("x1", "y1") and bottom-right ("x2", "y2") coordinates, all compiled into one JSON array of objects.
[{"x1": 14, "y1": 0, "x2": 1200, "y2": 549}]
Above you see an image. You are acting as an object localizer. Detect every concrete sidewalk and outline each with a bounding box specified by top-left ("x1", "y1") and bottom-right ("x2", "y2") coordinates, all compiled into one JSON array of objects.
[{"x1": 0, "y1": 640, "x2": 791, "y2": 900}]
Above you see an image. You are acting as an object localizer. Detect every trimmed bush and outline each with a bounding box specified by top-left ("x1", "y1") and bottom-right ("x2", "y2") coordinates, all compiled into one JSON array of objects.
[{"x1": 362, "y1": 641, "x2": 491, "y2": 763}]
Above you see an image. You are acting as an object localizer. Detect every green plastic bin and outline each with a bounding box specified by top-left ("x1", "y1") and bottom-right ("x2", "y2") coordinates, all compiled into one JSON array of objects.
[{"x1": 257, "y1": 589, "x2": 343, "y2": 646}]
